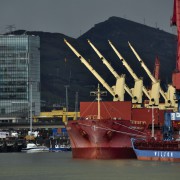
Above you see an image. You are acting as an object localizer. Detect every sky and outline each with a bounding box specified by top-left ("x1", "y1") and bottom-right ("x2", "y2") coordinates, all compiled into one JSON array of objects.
[{"x1": 0, "y1": 0, "x2": 175, "y2": 38}]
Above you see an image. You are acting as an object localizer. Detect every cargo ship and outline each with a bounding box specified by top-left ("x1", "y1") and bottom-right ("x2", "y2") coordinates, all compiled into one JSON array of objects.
[
  {"x1": 131, "y1": 138, "x2": 180, "y2": 162},
  {"x1": 131, "y1": 110, "x2": 180, "y2": 162},
  {"x1": 131, "y1": 0, "x2": 180, "y2": 162},
  {"x1": 64, "y1": 37, "x2": 174, "y2": 159},
  {"x1": 65, "y1": 0, "x2": 180, "y2": 159},
  {"x1": 64, "y1": 39, "x2": 172, "y2": 159},
  {"x1": 66, "y1": 85, "x2": 165, "y2": 159},
  {"x1": 67, "y1": 119, "x2": 145, "y2": 159}
]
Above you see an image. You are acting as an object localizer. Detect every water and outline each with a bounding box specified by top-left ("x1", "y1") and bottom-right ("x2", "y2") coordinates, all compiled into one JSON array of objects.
[{"x1": 0, "y1": 152, "x2": 180, "y2": 180}]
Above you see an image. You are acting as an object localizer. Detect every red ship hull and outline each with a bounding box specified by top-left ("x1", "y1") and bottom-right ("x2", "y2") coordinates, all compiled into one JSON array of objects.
[
  {"x1": 66, "y1": 101, "x2": 167, "y2": 159},
  {"x1": 67, "y1": 119, "x2": 146, "y2": 159},
  {"x1": 71, "y1": 147, "x2": 136, "y2": 159}
]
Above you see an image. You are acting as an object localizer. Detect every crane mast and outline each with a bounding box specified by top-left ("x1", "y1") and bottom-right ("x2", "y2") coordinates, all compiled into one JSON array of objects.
[
  {"x1": 65, "y1": 0, "x2": 179, "y2": 109},
  {"x1": 172, "y1": 0, "x2": 180, "y2": 91},
  {"x1": 87, "y1": 40, "x2": 133, "y2": 100},
  {"x1": 64, "y1": 39, "x2": 120, "y2": 101},
  {"x1": 128, "y1": 42, "x2": 176, "y2": 107},
  {"x1": 108, "y1": 40, "x2": 151, "y2": 104},
  {"x1": 128, "y1": 42, "x2": 166, "y2": 102}
]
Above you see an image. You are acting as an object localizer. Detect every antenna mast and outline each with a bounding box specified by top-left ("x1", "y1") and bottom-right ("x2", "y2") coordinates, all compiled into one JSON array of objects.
[{"x1": 90, "y1": 84, "x2": 107, "y2": 119}]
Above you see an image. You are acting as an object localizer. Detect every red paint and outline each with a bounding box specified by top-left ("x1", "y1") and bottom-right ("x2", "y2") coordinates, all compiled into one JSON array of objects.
[{"x1": 67, "y1": 101, "x2": 169, "y2": 159}]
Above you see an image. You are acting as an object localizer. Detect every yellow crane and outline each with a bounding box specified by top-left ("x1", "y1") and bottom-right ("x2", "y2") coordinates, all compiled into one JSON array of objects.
[
  {"x1": 88, "y1": 39, "x2": 133, "y2": 101},
  {"x1": 64, "y1": 39, "x2": 121, "y2": 101},
  {"x1": 108, "y1": 40, "x2": 151, "y2": 105},
  {"x1": 129, "y1": 42, "x2": 176, "y2": 108}
]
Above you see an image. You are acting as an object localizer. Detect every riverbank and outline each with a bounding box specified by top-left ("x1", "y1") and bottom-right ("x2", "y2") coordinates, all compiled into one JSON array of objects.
[{"x1": 0, "y1": 128, "x2": 70, "y2": 152}]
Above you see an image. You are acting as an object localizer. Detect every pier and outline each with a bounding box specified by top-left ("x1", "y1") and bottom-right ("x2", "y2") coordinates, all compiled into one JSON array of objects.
[
  {"x1": 0, "y1": 122, "x2": 66, "y2": 129},
  {"x1": 0, "y1": 121, "x2": 70, "y2": 153}
]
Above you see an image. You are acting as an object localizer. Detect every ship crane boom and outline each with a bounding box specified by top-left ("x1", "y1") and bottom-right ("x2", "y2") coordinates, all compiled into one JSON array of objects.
[
  {"x1": 108, "y1": 40, "x2": 151, "y2": 104},
  {"x1": 87, "y1": 40, "x2": 133, "y2": 99},
  {"x1": 128, "y1": 42, "x2": 172, "y2": 105},
  {"x1": 128, "y1": 42, "x2": 158, "y2": 83},
  {"x1": 108, "y1": 41, "x2": 139, "y2": 81},
  {"x1": 129, "y1": 42, "x2": 176, "y2": 108},
  {"x1": 64, "y1": 39, "x2": 120, "y2": 101}
]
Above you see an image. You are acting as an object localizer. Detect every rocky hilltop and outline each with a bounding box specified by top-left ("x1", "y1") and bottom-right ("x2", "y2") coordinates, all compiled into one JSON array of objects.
[{"x1": 13, "y1": 17, "x2": 177, "y2": 110}]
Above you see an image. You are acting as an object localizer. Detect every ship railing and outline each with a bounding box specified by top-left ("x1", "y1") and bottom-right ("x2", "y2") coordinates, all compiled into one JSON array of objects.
[
  {"x1": 133, "y1": 138, "x2": 180, "y2": 151},
  {"x1": 114, "y1": 121, "x2": 147, "y2": 135}
]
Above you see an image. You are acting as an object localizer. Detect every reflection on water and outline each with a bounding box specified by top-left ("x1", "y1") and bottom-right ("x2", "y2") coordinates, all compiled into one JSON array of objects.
[{"x1": 0, "y1": 152, "x2": 180, "y2": 180}]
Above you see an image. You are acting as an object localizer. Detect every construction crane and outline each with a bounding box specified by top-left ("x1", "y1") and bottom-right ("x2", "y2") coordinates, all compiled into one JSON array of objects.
[
  {"x1": 87, "y1": 40, "x2": 136, "y2": 102},
  {"x1": 171, "y1": 0, "x2": 180, "y2": 92},
  {"x1": 64, "y1": 39, "x2": 122, "y2": 101},
  {"x1": 108, "y1": 40, "x2": 151, "y2": 105},
  {"x1": 128, "y1": 42, "x2": 176, "y2": 107}
]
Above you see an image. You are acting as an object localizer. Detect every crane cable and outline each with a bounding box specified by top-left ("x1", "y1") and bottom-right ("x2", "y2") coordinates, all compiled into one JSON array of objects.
[
  {"x1": 113, "y1": 122, "x2": 147, "y2": 135},
  {"x1": 77, "y1": 122, "x2": 146, "y2": 138}
]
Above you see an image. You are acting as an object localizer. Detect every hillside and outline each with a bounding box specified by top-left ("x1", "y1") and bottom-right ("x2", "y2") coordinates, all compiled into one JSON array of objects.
[{"x1": 13, "y1": 17, "x2": 177, "y2": 110}]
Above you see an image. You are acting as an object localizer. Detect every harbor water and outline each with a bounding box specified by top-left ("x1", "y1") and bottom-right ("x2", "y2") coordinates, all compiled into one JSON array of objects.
[{"x1": 0, "y1": 152, "x2": 180, "y2": 180}]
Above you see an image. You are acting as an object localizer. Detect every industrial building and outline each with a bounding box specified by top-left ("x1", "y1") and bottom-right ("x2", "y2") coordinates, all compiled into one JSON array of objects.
[{"x1": 0, "y1": 35, "x2": 40, "y2": 123}]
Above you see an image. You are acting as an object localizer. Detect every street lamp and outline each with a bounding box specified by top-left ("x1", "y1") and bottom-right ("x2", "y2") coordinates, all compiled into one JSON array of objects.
[
  {"x1": 65, "y1": 85, "x2": 69, "y2": 123},
  {"x1": 29, "y1": 82, "x2": 33, "y2": 134}
]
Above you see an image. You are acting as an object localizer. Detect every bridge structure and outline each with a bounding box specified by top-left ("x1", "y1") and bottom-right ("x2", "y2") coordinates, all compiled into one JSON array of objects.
[
  {"x1": 34, "y1": 108, "x2": 80, "y2": 123},
  {"x1": 0, "y1": 122, "x2": 66, "y2": 129},
  {"x1": 0, "y1": 108, "x2": 80, "y2": 129}
]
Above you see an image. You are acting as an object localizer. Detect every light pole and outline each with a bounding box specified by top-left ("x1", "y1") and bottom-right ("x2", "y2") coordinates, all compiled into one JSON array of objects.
[
  {"x1": 29, "y1": 82, "x2": 33, "y2": 134},
  {"x1": 28, "y1": 80, "x2": 36, "y2": 134},
  {"x1": 75, "y1": 91, "x2": 78, "y2": 119},
  {"x1": 65, "y1": 85, "x2": 69, "y2": 122}
]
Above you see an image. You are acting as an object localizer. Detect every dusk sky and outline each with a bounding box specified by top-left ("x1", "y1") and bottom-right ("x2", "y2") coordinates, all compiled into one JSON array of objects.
[{"x1": 0, "y1": 0, "x2": 175, "y2": 38}]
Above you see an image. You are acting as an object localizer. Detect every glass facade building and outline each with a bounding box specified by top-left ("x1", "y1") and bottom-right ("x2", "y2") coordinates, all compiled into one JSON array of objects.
[{"x1": 0, "y1": 35, "x2": 40, "y2": 123}]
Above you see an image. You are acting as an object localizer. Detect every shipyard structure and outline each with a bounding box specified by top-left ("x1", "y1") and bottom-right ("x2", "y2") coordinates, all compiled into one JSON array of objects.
[{"x1": 0, "y1": 35, "x2": 40, "y2": 123}]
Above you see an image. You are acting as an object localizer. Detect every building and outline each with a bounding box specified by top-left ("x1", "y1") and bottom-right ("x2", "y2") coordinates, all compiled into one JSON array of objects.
[{"x1": 0, "y1": 35, "x2": 40, "y2": 123}]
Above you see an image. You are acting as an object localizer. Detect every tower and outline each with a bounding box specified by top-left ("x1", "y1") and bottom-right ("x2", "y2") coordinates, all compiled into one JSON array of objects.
[{"x1": 0, "y1": 34, "x2": 40, "y2": 123}]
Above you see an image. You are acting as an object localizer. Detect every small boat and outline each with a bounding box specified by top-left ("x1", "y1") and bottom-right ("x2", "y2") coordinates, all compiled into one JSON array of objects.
[
  {"x1": 21, "y1": 142, "x2": 49, "y2": 153},
  {"x1": 49, "y1": 144, "x2": 71, "y2": 152}
]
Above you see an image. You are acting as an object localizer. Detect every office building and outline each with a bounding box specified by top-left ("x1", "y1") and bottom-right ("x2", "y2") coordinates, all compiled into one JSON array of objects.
[{"x1": 0, "y1": 35, "x2": 40, "y2": 123}]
